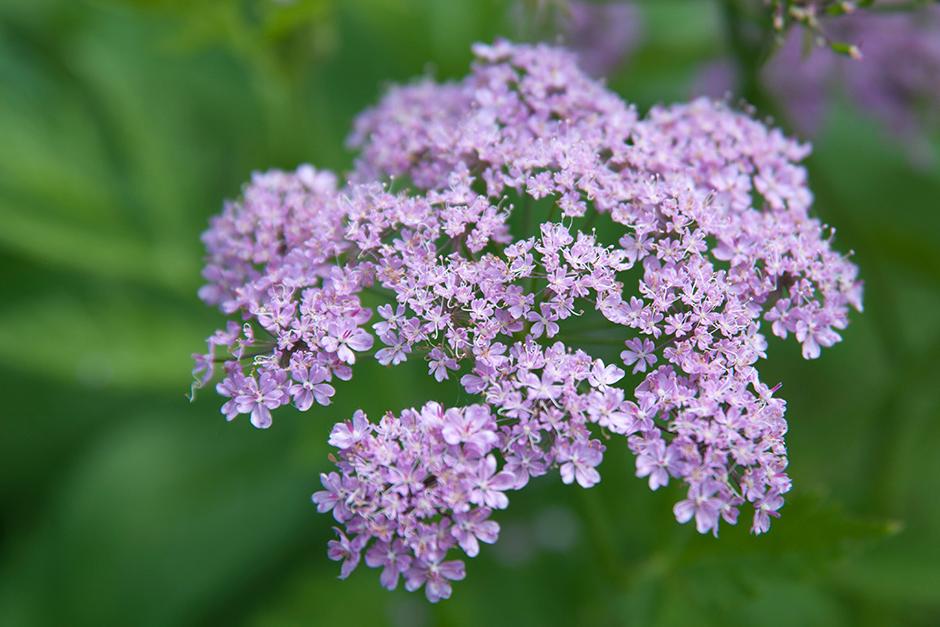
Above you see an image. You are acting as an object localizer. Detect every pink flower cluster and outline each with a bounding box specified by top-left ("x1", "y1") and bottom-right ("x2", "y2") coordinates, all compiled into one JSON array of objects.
[
  {"x1": 315, "y1": 404, "x2": 508, "y2": 602},
  {"x1": 193, "y1": 41, "x2": 861, "y2": 601}
]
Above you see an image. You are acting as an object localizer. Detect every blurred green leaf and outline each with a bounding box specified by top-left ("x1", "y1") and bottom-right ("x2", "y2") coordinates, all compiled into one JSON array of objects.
[
  {"x1": 0, "y1": 203, "x2": 195, "y2": 291},
  {"x1": 0, "y1": 287, "x2": 206, "y2": 389},
  {"x1": 0, "y1": 413, "x2": 320, "y2": 627}
]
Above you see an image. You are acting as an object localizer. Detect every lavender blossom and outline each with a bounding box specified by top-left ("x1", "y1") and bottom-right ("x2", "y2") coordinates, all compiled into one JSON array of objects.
[{"x1": 313, "y1": 403, "x2": 509, "y2": 601}]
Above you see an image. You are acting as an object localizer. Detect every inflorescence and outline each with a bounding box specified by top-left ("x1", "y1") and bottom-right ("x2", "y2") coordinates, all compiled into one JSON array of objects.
[{"x1": 193, "y1": 40, "x2": 861, "y2": 602}]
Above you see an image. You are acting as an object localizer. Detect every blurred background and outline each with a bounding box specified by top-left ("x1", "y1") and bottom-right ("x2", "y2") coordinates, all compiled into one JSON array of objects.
[{"x1": 1, "y1": 0, "x2": 939, "y2": 625}]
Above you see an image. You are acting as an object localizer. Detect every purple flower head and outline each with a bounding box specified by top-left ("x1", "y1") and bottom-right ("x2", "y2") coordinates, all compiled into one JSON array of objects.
[
  {"x1": 193, "y1": 40, "x2": 862, "y2": 601},
  {"x1": 314, "y1": 403, "x2": 513, "y2": 600}
]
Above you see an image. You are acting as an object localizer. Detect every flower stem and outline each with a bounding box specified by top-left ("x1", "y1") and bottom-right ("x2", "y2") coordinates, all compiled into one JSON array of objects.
[{"x1": 720, "y1": 0, "x2": 776, "y2": 112}]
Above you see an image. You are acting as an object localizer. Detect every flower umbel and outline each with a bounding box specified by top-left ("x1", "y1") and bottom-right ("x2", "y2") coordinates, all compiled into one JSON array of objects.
[{"x1": 193, "y1": 40, "x2": 862, "y2": 601}]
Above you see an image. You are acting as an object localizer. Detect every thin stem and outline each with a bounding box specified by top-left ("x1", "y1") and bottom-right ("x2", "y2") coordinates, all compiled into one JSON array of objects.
[{"x1": 582, "y1": 207, "x2": 600, "y2": 232}]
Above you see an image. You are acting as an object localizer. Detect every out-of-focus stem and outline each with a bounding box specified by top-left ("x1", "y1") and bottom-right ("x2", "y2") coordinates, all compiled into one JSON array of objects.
[{"x1": 720, "y1": 0, "x2": 777, "y2": 113}]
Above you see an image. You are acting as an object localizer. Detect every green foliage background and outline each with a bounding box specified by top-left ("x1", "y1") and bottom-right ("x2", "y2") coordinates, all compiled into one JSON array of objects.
[{"x1": 1, "y1": 1, "x2": 939, "y2": 625}]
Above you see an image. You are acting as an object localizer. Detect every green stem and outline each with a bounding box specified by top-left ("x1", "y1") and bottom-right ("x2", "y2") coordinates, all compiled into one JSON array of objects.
[{"x1": 720, "y1": 0, "x2": 776, "y2": 112}]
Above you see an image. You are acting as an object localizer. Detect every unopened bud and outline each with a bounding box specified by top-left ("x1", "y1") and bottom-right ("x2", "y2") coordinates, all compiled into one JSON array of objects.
[{"x1": 831, "y1": 41, "x2": 863, "y2": 60}]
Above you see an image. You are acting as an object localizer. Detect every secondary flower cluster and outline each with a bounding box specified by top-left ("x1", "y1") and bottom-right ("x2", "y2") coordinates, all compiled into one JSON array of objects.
[
  {"x1": 314, "y1": 403, "x2": 507, "y2": 602},
  {"x1": 193, "y1": 40, "x2": 861, "y2": 601}
]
